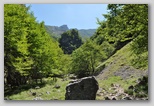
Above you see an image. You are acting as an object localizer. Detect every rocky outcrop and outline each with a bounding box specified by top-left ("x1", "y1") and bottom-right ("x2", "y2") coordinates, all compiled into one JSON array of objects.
[
  {"x1": 59, "y1": 25, "x2": 69, "y2": 31},
  {"x1": 96, "y1": 76, "x2": 148, "y2": 100},
  {"x1": 65, "y1": 76, "x2": 99, "y2": 100}
]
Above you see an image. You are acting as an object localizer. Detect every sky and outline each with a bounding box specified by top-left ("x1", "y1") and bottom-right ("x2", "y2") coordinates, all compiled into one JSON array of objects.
[{"x1": 26, "y1": 4, "x2": 108, "y2": 29}]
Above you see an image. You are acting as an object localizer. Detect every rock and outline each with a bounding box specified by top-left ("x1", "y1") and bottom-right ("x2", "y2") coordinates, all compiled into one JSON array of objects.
[
  {"x1": 46, "y1": 91, "x2": 50, "y2": 95},
  {"x1": 142, "y1": 97, "x2": 148, "y2": 100},
  {"x1": 114, "y1": 84, "x2": 120, "y2": 87},
  {"x1": 135, "y1": 98, "x2": 141, "y2": 100},
  {"x1": 54, "y1": 85, "x2": 60, "y2": 89},
  {"x1": 122, "y1": 96, "x2": 133, "y2": 100},
  {"x1": 69, "y1": 74, "x2": 77, "y2": 79},
  {"x1": 59, "y1": 25, "x2": 69, "y2": 31},
  {"x1": 109, "y1": 87, "x2": 116, "y2": 91},
  {"x1": 33, "y1": 97, "x2": 43, "y2": 100},
  {"x1": 65, "y1": 76, "x2": 99, "y2": 100},
  {"x1": 35, "y1": 86, "x2": 40, "y2": 89}
]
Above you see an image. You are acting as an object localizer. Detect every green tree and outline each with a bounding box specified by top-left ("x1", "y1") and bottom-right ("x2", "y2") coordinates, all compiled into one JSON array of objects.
[
  {"x1": 71, "y1": 40, "x2": 105, "y2": 78},
  {"x1": 4, "y1": 4, "x2": 65, "y2": 86},
  {"x1": 59, "y1": 29, "x2": 83, "y2": 54},
  {"x1": 105, "y1": 4, "x2": 148, "y2": 53},
  {"x1": 107, "y1": 4, "x2": 148, "y2": 68},
  {"x1": 94, "y1": 4, "x2": 148, "y2": 60},
  {"x1": 4, "y1": 4, "x2": 34, "y2": 86},
  {"x1": 90, "y1": 4, "x2": 148, "y2": 71}
]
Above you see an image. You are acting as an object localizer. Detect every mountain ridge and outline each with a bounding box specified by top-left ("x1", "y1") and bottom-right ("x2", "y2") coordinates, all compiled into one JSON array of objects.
[{"x1": 45, "y1": 24, "x2": 96, "y2": 39}]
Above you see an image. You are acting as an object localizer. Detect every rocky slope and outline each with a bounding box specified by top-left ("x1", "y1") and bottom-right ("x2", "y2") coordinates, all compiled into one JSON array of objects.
[{"x1": 94, "y1": 41, "x2": 148, "y2": 100}]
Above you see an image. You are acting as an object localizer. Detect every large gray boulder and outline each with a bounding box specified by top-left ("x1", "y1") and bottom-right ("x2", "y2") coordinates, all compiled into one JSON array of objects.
[{"x1": 65, "y1": 76, "x2": 99, "y2": 100}]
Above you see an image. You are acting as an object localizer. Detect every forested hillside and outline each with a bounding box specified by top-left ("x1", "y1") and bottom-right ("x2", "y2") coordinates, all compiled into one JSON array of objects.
[{"x1": 4, "y1": 4, "x2": 148, "y2": 100}]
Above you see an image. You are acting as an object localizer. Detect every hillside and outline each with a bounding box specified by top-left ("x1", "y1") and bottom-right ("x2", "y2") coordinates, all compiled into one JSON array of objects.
[
  {"x1": 95, "y1": 41, "x2": 148, "y2": 100},
  {"x1": 45, "y1": 25, "x2": 96, "y2": 39},
  {"x1": 95, "y1": 41, "x2": 148, "y2": 80}
]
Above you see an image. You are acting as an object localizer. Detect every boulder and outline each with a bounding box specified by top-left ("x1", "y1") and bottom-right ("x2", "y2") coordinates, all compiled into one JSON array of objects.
[{"x1": 65, "y1": 76, "x2": 99, "y2": 100}]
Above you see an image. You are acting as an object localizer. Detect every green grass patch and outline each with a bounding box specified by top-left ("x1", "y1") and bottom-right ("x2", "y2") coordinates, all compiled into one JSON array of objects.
[
  {"x1": 98, "y1": 76, "x2": 136, "y2": 91},
  {"x1": 6, "y1": 78, "x2": 70, "y2": 100}
]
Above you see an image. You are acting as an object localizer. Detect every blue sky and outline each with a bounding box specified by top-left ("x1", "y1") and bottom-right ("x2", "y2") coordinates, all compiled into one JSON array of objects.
[{"x1": 26, "y1": 4, "x2": 108, "y2": 29}]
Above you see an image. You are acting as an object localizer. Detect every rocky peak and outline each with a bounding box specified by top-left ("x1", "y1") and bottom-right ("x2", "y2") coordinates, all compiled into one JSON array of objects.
[{"x1": 59, "y1": 25, "x2": 69, "y2": 31}]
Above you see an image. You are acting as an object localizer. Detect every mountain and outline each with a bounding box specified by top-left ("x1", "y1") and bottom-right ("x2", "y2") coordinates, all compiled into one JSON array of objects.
[
  {"x1": 45, "y1": 25, "x2": 69, "y2": 39},
  {"x1": 45, "y1": 25, "x2": 96, "y2": 39},
  {"x1": 78, "y1": 29, "x2": 96, "y2": 37}
]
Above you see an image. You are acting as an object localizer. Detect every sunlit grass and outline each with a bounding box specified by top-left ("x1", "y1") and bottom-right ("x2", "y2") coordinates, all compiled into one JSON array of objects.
[{"x1": 7, "y1": 78, "x2": 70, "y2": 100}]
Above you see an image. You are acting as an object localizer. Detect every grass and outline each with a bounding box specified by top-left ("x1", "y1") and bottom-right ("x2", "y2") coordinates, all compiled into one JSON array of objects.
[
  {"x1": 98, "y1": 76, "x2": 136, "y2": 91},
  {"x1": 6, "y1": 78, "x2": 70, "y2": 100}
]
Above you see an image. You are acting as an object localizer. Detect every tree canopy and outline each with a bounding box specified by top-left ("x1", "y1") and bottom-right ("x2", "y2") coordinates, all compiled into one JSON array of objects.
[
  {"x1": 59, "y1": 29, "x2": 83, "y2": 54},
  {"x1": 4, "y1": 4, "x2": 64, "y2": 86}
]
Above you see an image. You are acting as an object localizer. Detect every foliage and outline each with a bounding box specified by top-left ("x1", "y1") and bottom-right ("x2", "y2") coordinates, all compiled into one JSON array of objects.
[
  {"x1": 59, "y1": 29, "x2": 83, "y2": 54},
  {"x1": 71, "y1": 40, "x2": 105, "y2": 78},
  {"x1": 99, "y1": 41, "x2": 115, "y2": 58},
  {"x1": 4, "y1": 4, "x2": 64, "y2": 87},
  {"x1": 93, "y1": 4, "x2": 148, "y2": 68}
]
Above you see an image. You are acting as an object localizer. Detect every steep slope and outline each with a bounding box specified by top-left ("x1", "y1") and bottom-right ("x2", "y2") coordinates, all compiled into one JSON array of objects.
[
  {"x1": 95, "y1": 41, "x2": 148, "y2": 80},
  {"x1": 95, "y1": 41, "x2": 148, "y2": 100}
]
